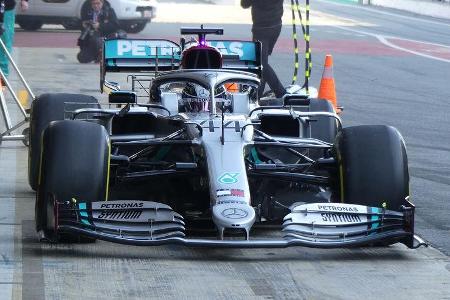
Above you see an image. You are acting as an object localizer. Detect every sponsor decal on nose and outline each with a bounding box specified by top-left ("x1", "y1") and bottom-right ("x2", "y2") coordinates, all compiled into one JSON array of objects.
[
  {"x1": 216, "y1": 189, "x2": 245, "y2": 197},
  {"x1": 221, "y1": 208, "x2": 248, "y2": 219},
  {"x1": 218, "y1": 172, "x2": 239, "y2": 184}
]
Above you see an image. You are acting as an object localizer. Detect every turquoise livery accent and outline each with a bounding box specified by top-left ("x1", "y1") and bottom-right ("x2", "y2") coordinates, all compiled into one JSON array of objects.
[
  {"x1": 78, "y1": 203, "x2": 88, "y2": 218},
  {"x1": 184, "y1": 40, "x2": 258, "y2": 62},
  {"x1": 78, "y1": 203, "x2": 90, "y2": 225},
  {"x1": 218, "y1": 173, "x2": 240, "y2": 185},
  {"x1": 101, "y1": 39, "x2": 260, "y2": 75},
  {"x1": 81, "y1": 219, "x2": 91, "y2": 225},
  {"x1": 104, "y1": 39, "x2": 181, "y2": 60},
  {"x1": 371, "y1": 207, "x2": 380, "y2": 230},
  {"x1": 209, "y1": 41, "x2": 257, "y2": 62}
]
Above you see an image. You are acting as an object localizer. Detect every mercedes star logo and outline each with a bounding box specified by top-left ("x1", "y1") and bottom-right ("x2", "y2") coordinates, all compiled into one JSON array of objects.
[{"x1": 222, "y1": 208, "x2": 248, "y2": 219}]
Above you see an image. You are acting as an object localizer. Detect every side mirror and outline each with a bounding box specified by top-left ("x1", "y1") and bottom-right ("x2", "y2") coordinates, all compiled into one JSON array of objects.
[{"x1": 109, "y1": 91, "x2": 137, "y2": 104}]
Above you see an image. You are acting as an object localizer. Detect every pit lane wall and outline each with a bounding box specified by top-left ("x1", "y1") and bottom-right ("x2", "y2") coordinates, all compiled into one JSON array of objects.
[{"x1": 359, "y1": 0, "x2": 450, "y2": 20}]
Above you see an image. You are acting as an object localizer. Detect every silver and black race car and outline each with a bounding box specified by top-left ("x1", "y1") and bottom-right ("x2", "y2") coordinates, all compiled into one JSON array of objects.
[{"x1": 28, "y1": 27, "x2": 423, "y2": 249}]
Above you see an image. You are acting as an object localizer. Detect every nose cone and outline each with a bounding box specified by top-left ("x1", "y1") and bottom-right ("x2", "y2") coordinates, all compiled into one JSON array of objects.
[{"x1": 212, "y1": 202, "x2": 256, "y2": 239}]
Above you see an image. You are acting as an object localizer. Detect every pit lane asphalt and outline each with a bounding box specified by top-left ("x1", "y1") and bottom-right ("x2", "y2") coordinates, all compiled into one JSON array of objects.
[{"x1": 1, "y1": 1, "x2": 450, "y2": 299}]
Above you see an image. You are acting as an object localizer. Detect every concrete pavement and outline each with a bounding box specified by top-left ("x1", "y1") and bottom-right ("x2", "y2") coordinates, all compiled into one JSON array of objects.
[
  {"x1": 155, "y1": 0, "x2": 450, "y2": 21},
  {"x1": 367, "y1": 0, "x2": 450, "y2": 20}
]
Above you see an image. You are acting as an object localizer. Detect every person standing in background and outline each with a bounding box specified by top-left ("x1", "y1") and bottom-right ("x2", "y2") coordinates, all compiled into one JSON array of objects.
[
  {"x1": 77, "y1": 0, "x2": 119, "y2": 63},
  {"x1": 241, "y1": 0, "x2": 286, "y2": 99},
  {"x1": 0, "y1": 0, "x2": 28, "y2": 84}
]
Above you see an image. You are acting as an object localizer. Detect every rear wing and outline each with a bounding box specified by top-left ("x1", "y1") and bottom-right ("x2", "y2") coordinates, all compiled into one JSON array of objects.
[
  {"x1": 101, "y1": 38, "x2": 181, "y2": 91},
  {"x1": 102, "y1": 38, "x2": 181, "y2": 72},
  {"x1": 100, "y1": 38, "x2": 262, "y2": 92},
  {"x1": 184, "y1": 40, "x2": 262, "y2": 76}
]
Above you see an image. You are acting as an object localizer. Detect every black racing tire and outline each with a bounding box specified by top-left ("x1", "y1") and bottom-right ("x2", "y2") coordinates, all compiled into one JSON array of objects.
[
  {"x1": 36, "y1": 120, "x2": 110, "y2": 242},
  {"x1": 17, "y1": 20, "x2": 43, "y2": 31},
  {"x1": 121, "y1": 21, "x2": 147, "y2": 34},
  {"x1": 334, "y1": 125, "x2": 409, "y2": 211},
  {"x1": 28, "y1": 93, "x2": 99, "y2": 191},
  {"x1": 309, "y1": 98, "x2": 338, "y2": 144}
]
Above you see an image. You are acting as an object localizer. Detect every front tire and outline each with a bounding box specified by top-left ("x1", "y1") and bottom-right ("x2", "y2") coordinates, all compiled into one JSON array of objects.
[
  {"x1": 36, "y1": 120, "x2": 110, "y2": 241},
  {"x1": 28, "y1": 93, "x2": 99, "y2": 191},
  {"x1": 334, "y1": 125, "x2": 409, "y2": 210}
]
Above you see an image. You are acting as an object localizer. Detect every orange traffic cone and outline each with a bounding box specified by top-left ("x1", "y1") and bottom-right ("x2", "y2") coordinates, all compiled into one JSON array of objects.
[{"x1": 318, "y1": 55, "x2": 338, "y2": 111}]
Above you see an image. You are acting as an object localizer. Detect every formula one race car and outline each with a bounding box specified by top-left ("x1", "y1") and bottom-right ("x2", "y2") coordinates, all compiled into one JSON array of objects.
[{"x1": 28, "y1": 27, "x2": 421, "y2": 249}]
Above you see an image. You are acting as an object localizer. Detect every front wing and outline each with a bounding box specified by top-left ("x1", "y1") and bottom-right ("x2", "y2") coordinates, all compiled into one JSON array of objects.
[{"x1": 53, "y1": 199, "x2": 424, "y2": 249}]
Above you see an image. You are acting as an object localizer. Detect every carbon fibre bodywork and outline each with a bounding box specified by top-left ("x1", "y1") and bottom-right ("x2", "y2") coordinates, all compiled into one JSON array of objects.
[{"x1": 35, "y1": 33, "x2": 422, "y2": 249}]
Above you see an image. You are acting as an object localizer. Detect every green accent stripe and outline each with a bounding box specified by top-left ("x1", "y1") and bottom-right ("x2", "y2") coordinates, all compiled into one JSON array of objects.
[{"x1": 251, "y1": 148, "x2": 262, "y2": 164}]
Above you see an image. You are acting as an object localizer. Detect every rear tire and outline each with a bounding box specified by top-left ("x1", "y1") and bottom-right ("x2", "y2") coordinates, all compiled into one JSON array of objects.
[
  {"x1": 334, "y1": 125, "x2": 409, "y2": 210},
  {"x1": 36, "y1": 120, "x2": 110, "y2": 242},
  {"x1": 28, "y1": 93, "x2": 99, "y2": 191}
]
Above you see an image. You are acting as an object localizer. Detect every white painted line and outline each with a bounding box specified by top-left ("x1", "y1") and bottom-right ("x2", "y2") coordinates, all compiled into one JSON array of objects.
[
  {"x1": 376, "y1": 35, "x2": 450, "y2": 63},
  {"x1": 333, "y1": 25, "x2": 450, "y2": 63},
  {"x1": 317, "y1": 0, "x2": 450, "y2": 28},
  {"x1": 380, "y1": 36, "x2": 450, "y2": 49},
  {"x1": 370, "y1": 0, "x2": 450, "y2": 21}
]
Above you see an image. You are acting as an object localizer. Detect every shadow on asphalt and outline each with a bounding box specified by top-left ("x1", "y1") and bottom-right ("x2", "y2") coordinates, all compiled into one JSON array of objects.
[{"x1": 34, "y1": 241, "x2": 413, "y2": 262}]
